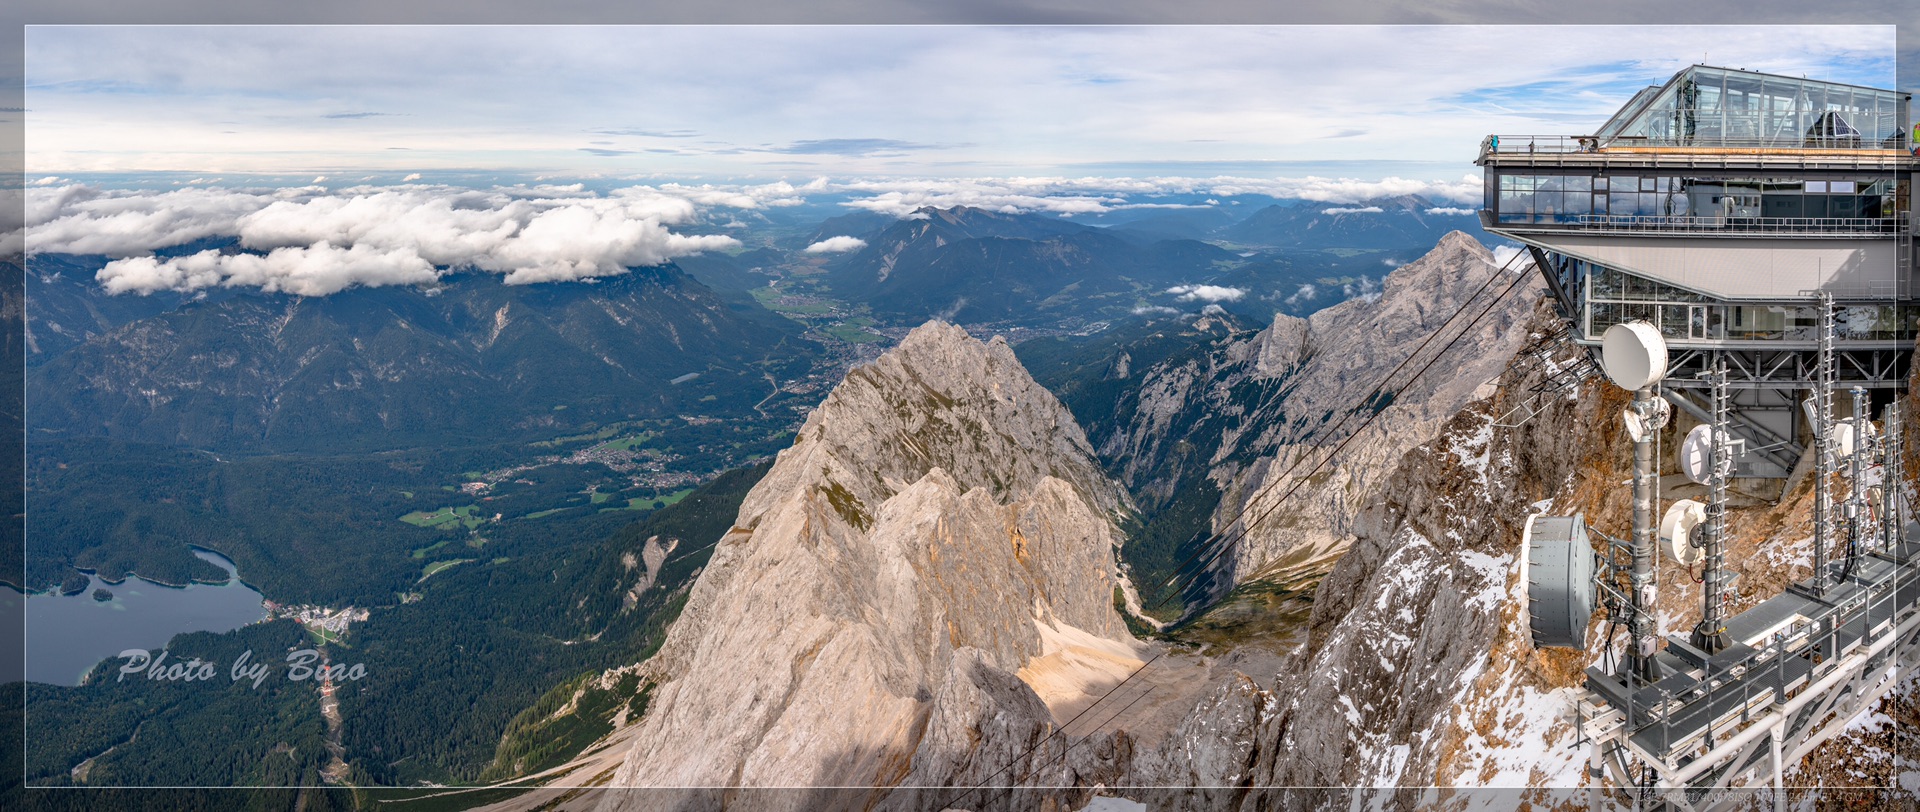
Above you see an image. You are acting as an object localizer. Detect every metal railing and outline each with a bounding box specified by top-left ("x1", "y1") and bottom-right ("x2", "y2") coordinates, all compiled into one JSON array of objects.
[
  {"x1": 1488, "y1": 211, "x2": 1905, "y2": 236},
  {"x1": 1481, "y1": 133, "x2": 1916, "y2": 159},
  {"x1": 1568, "y1": 214, "x2": 1903, "y2": 236}
]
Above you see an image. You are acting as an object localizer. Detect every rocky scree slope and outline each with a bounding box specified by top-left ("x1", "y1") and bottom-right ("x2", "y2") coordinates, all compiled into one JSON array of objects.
[{"x1": 599, "y1": 321, "x2": 1145, "y2": 811}]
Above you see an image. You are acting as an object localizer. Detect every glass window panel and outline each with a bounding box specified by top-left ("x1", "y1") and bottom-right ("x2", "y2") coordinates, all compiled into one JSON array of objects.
[
  {"x1": 1805, "y1": 180, "x2": 1827, "y2": 193},
  {"x1": 1830, "y1": 180, "x2": 1856, "y2": 194},
  {"x1": 1659, "y1": 305, "x2": 1688, "y2": 339},
  {"x1": 1592, "y1": 266, "x2": 1623, "y2": 298}
]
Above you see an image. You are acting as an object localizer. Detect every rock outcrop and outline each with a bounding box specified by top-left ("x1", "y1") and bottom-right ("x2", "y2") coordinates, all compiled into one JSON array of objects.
[
  {"x1": 599, "y1": 321, "x2": 1140, "y2": 810},
  {"x1": 1079, "y1": 231, "x2": 1542, "y2": 608}
]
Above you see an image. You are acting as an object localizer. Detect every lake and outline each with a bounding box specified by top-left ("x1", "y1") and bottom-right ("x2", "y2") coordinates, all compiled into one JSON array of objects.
[{"x1": 26, "y1": 548, "x2": 269, "y2": 686}]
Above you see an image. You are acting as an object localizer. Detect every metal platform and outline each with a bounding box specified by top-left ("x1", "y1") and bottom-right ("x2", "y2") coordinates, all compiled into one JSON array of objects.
[{"x1": 1579, "y1": 531, "x2": 1920, "y2": 811}]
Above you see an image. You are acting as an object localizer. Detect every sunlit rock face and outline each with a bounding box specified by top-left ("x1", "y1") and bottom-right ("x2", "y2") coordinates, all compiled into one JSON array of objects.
[{"x1": 600, "y1": 320, "x2": 1141, "y2": 811}]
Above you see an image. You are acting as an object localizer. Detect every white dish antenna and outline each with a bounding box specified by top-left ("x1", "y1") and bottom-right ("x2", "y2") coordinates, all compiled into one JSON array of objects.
[
  {"x1": 1660, "y1": 499, "x2": 1707, "y2": 566},
  {"x1": 1601, "y1": 321, "x2": 1668, "y2": 391},
  {"x1": 1830, "y1": 417, "x2": 1877, "y2": 459},
  {"x1": 1679, "y1": 424, "x2": 1714, "y2": 484}
]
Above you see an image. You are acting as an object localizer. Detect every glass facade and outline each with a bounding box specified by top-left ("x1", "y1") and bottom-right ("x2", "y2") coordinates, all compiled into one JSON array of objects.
[
  {"x1": 1491, "y1": 172, "x2": 1901, "y2": 228},
  {"x1": 1572, "y1": 258, "x2": 1917, "y2": 343},
  {"x1": 1593, "y1": 66, "x2": 1906, "y2": 149}
]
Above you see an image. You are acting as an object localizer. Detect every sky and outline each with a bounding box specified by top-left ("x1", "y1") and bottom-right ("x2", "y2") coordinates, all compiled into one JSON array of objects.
[
  {"x1": 12, "y1": 24, "x2": 1902, "y2": 296},
  {"x1": 25, "y1": 25, "x2": 1898, "y2": 178}
]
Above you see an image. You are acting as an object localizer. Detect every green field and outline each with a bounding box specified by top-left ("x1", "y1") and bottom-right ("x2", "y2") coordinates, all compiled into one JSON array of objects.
[
  {"x1": 600, "y1": 433, "x2": 654, "y2": 452},
  {"x1": 523, "y1": 507, "x2": 571, "y2": 520},
  {"x1": 420, "y1": 559, "x2": 476, "y2": 581},
  {"x1": 599, "y1": 488, "x2": 695, "y2": 513},
  {"x1": 400, "y1": 505, "x2": 485, "y2": 530},
  {"x1": 590, "y1": 491, "x2": 611, "y2": 504},
  {"x1": 821, "y1": 318, "x2": 886, "y2": 344},
  {"x1": 410, "y1": 539, "x2": 452, "y2": 559},
  {"x1": 529, "y1": 421, "x2": 642, "y2": 449}
]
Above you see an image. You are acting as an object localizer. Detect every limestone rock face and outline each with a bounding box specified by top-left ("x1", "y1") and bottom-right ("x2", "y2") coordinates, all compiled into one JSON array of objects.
[
  {"x1": 1116, "y1": 296, "x2": 1608, "y2": 808},
  {"x1": 600, "y1": 321, "x2": 1138, "y2": 809},
  {"x1": 1091, "y1": 231, "x2": 1542, "y2": 605}
]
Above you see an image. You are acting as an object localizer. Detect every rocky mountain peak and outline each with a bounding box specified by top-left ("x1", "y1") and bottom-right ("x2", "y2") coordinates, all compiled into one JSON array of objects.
[
  {"x1": 604, "y1": 320, "x2": 1140, "y2": 801},
  {"x1": 739, "y1": 319, "x2": 1129, "y2": 531}
]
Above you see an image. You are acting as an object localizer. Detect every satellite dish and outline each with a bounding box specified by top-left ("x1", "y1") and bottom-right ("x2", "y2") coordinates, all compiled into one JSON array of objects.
[
  {"x1": 1830, "y1": 417, "x2": 1878, "y2": 459},
  {"x1": 1661, "y1": 499, "x2": 1707, "y2": 566},
  {"x1": 1527, "y1": 514, "x2": 1596, "y2": 649},
  {"x1": 1601, "y1": 321, "x2": 1668, "y2": 391},
  {"x1": 1679, "y1": 424, "x2": 1714, "y2": 484}
]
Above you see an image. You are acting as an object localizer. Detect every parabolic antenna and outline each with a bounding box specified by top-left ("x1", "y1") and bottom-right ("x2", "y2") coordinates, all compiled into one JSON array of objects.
[
  {"x1": 1679, "y1": 424, "x2": 1714, "y2": 484},
  {"x1": 1830, "y1": 417, "x2": 1878, "y2": 460},
  {"x1": 1660, "y1": 499, "x2": 1707, "y2": 566},
  {"x1": 1600, "y1": 321, "x2": 1668, "y2": 391},
  {"x1": 1527, "y1": 514, "x2": 1595, "y2": 649}
]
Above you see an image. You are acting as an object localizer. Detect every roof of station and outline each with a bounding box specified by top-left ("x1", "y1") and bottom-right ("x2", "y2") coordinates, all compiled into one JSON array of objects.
[{"x1": 1593, "y1": 65, "x2": 1906, "y2": 149}]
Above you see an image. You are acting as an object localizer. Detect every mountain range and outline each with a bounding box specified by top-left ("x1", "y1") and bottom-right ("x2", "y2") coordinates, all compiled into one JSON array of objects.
[{"x1": 28, "y1": 261, "x2": 815, "y2": 453}]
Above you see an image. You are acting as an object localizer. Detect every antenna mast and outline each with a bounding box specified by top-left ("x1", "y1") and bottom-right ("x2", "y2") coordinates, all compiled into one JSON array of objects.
[
  {"x1": 1811, "y1": 292, "x2": 1836, "y2": 593},
  {"x1": 1691, "y1": 360, "x2": 1732, "y2": 652}
]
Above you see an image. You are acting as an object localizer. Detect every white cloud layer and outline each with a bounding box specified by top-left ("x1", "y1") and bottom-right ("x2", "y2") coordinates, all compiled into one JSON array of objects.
[
  {"x1": 28, "y1": 183, "x2": 742, "y2": 295},
  {"x1": 804, "y1": 235, "x2": 868, "y2": 254},
  {"x1": 1322, "y1": 206, "x2": 1384, "y2": 214},
  {"x1": 1167, "y1": 284, "x2": 1246, "y2": 303},
  {"x1": 1425, "y1": 206, "x2": 1476, "y2": 215},
  {"x1": 1492, "y1": 244, "x2": 1531, "y2": 269},
  {"x1": 832, "y1": 173, "x2": 1483, "y2": 218}
]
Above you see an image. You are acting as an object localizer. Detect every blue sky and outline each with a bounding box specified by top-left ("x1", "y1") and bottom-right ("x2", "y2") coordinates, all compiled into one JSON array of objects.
[{"x1": 25, "y1": 25, "x2": 1898, "y2": 179}]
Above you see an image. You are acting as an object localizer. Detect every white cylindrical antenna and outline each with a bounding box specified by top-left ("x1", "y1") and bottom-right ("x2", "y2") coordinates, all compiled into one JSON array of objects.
[
  {"x1": 1661, "y1": 499, "x2": 1708, "y2": 566},
  {"x1": 1679, "y1": 424, "x2": 1714, "y2": 484},
  {"x1": 1601, "y1": 321, "x2": 1669, "y2": 392}
]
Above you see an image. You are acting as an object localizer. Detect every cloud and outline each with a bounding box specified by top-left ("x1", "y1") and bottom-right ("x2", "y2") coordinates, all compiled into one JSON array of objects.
[
  {"x1": 1167, "y1": 284, "x2": 1246, "y2": 303},
  {"x1": 581, "y1": 147, "x2": 637, "y2": 156},
  {"x1": 1284, "y1": 283, "x2": 1318, "y2": 306},
  {"x1": 402, "y1": 173, "x2": 421, "y2": 182},
  {"x1": 1206, "y1": 174, "x2": 1483, "y2": 205},
  {"x1": 1492, "y1": 244, "x2": 1531, "y2": 269},
  {"x1": 312, "y1": 176, "x2": 328, "y2": 183},
  {"x1": 322, "y1": 112, "x2": 393, "y2": 120},
  {"x1": 1131, "y1": 305, "x2": 1180, "y2": 316},
  {"x1": 1342, "y1": 276, "x2": 1381, "y2": 303},
  {"x1": 804, "y1": 236, "x2": 867, "y2": 254},
  {"x1": 1322, "y1": 206, "x2": 1384, "y2": 214},
  {"x1": 589, "y1": 128, "x2": 700, "y2": 139},
  {"x1": 99, "y1": 243, "x2": 439, "y2": 297},
  {"x1": 830, "y1": 174, "x2": 1483, "y2": 219},
  {"x1": 770, "y1": 138, "x2": 949, "y2": 156},
  {"x1": 1425, "y1": 206, "x2": 1475, "y2": 215},
  {"x1": 29, "y1": 182, "x2": 742, "y2": 295},
  {"x1": 31, "y1": 176, "x2": 68, "y2": 186},
  {"x1": 27, "y1": 185, "x2": 283, "y2": 255},
  {"x1": 1200, "y1": 303, "x2": 1228, "y2": 316}
]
